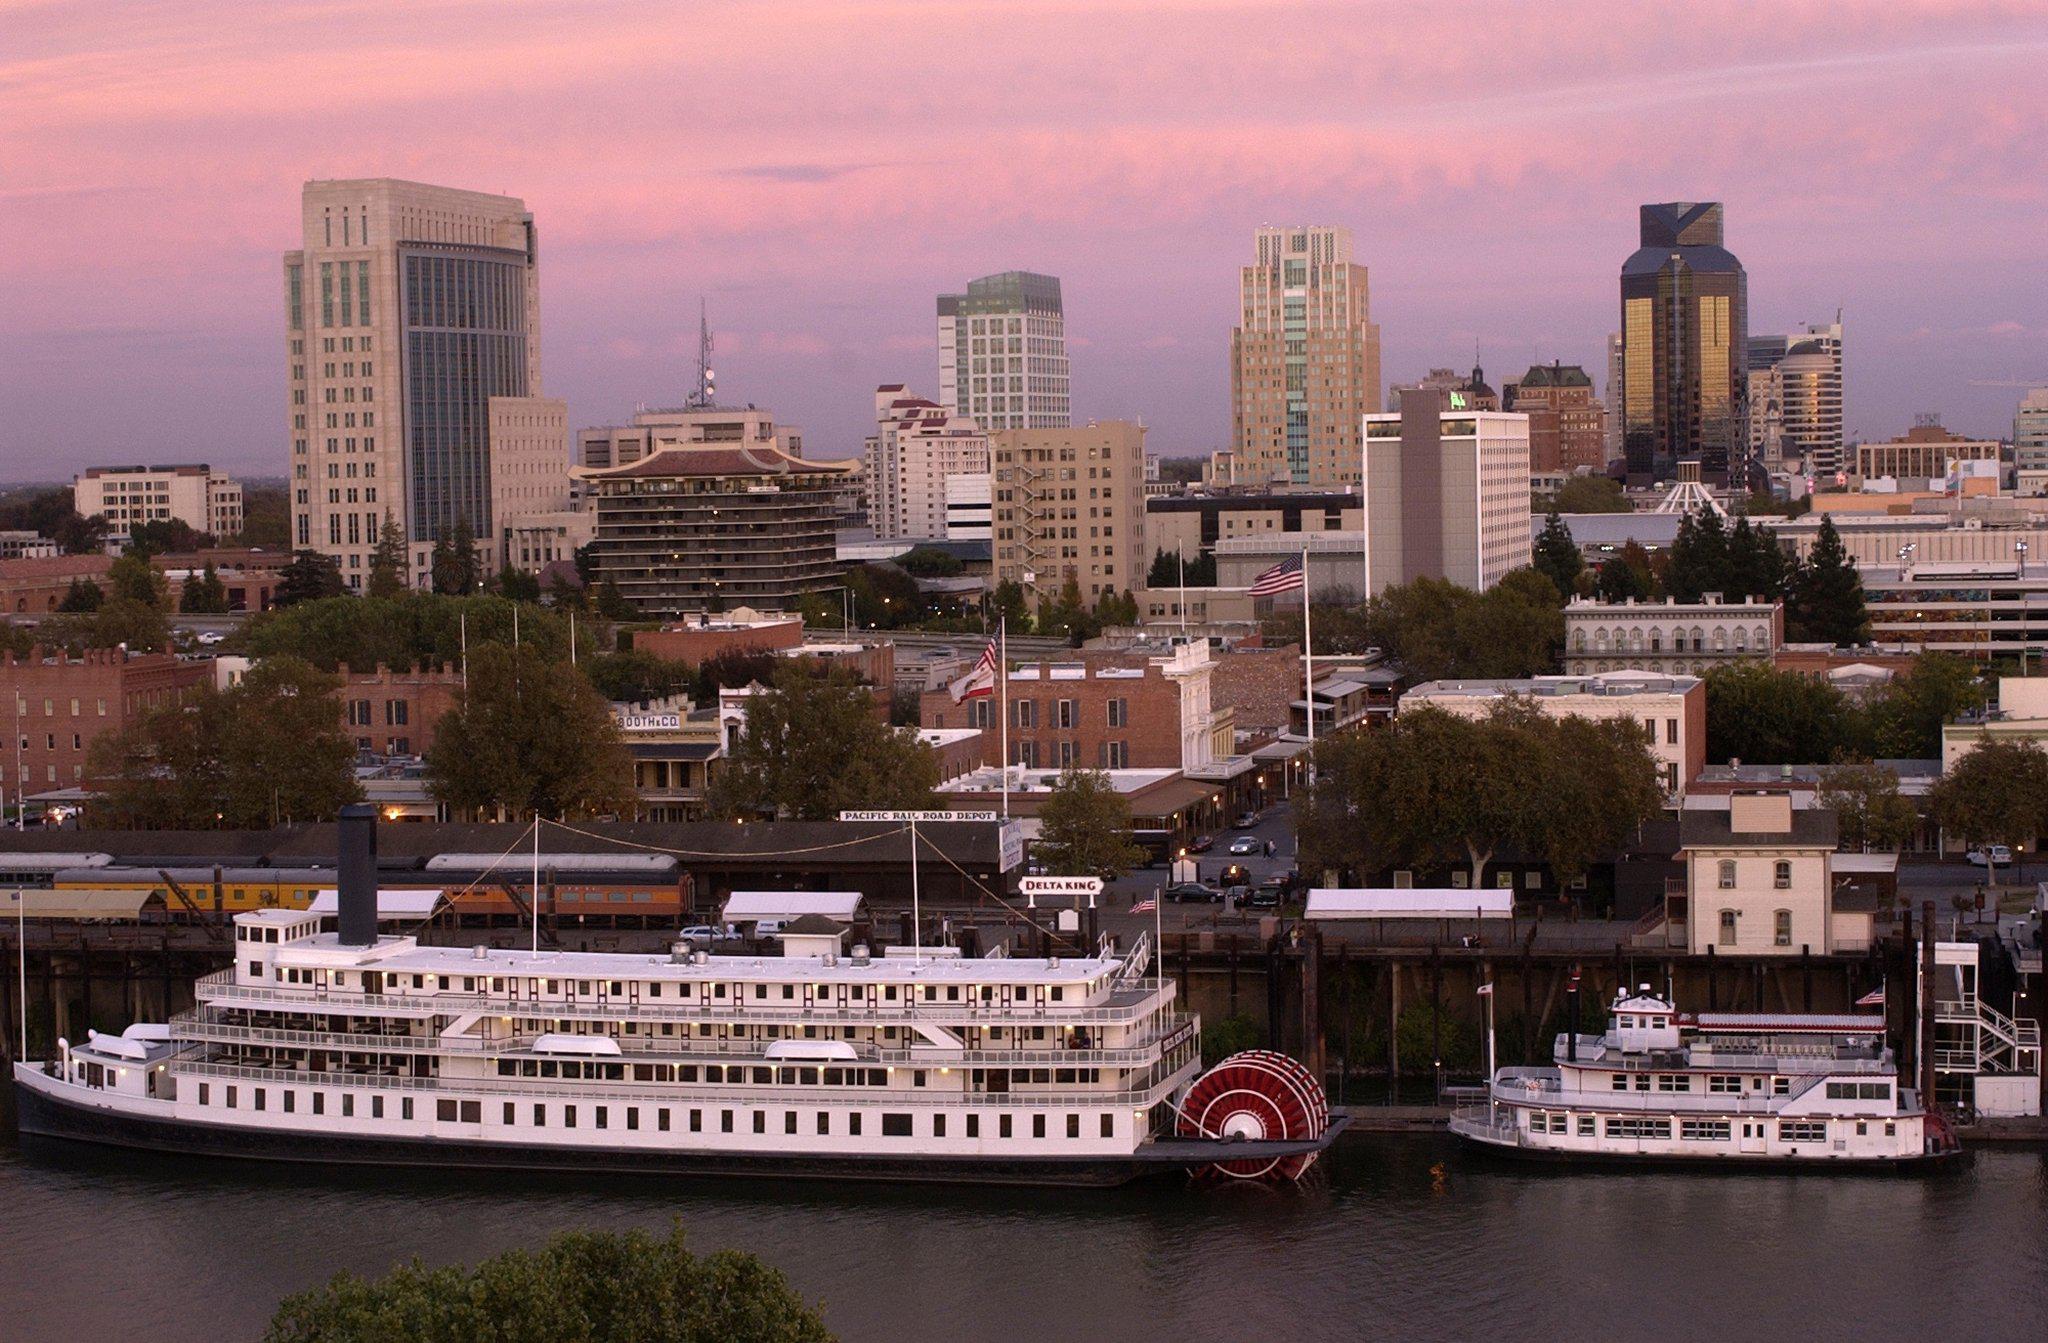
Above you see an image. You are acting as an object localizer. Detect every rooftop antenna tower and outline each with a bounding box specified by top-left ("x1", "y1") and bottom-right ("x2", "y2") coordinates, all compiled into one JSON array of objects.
[{"x1": 686, "y1": 299, "x2": 716, "y2": 410}]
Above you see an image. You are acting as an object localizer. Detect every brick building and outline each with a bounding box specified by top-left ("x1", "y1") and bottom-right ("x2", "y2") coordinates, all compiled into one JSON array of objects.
[
  {"x1": 0, "y1": 555, "x2": 115, "y2": 615},
  {"x1": 0, "y1": 646, "x2": 213, "y2": 797},
  {"x1": 630, "y1": 613, "x2": 805, "y2": 665},
  {"x1": 336, "y1": 664, "x2": 464, "y2": 757},
  {"x1": 1201, "y1": 642, "x2": 1303, "y2": 742},
  {"x1": 919, "y1": 642, "x2": 1225, "y2": 772}
]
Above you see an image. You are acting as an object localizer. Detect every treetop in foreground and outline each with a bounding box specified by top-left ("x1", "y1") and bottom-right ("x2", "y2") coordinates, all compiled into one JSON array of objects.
[{"x1": 265, "y1": 1223, "x2": 833, "y2": 1343}]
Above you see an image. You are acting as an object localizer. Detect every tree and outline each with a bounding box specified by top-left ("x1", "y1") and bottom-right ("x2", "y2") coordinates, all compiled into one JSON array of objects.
[
  {"x1": 706, "y1": 665, "x2": 939, "y2": 820},
  {"x1": 1329, "y1": 571, "x2": 1563, "y2": 681},
  {"x1": 1596, "y1": 554, "x2": 1654, "y2": 602},
  {"x1": 40, "y1": 596, "x2": 170, "y2": 653},
  {"x1": 498, "y1": 567, "x2": 542, "y2": 603},
  {"x1": 1299, "y1": 701, "x2": 1662, "y2": 889},
  {"x1": 1785, "y1": 515, "x2": 1870, "y2": 646},
  {"x1": 1724, "y1": 515, "x2": 1788, "y2": 600},
  {"x1": 426, "y1": 643, "x2": 634, "y2": 819},
  {"x1": 989, "y1": 580, "x2": 1031, "y2": 634},
  {"x1": 235, "y1": 484, "x2": 292, "y2": 548},
  {"x1": 593, "y1": 578, "x2": 637, "y2": 621},
  {"x1": 430, "y1": 536, "x2": 462, "y2": 596},
  {"x1": 1663, "y1": 508, "x2": 1730, "y2": 602},
  {"x1": 1702, "y1": 661, "x2": 1858, "y2": 765},
  {"x1": 277, "y1": 550, "x2": 347, "y2": 607},
  {"x1": 1929, "y1": 738, "x2": 2048, "y2": 861},
  {"x1": 179, "y1": 562, "x2": 230, "y2": 614},
  {"x1": 1147, "y1": 548, "x2": 1215, "y2": 588},
  {"x1": 1531, "y1": 512, "x2": 1582, "y2": 600},
  {"x1": 128, "y1": 518, "x2": 211, "y2": 557},
  {"x1": 583, "y1": 648, "x2": 694, "y2": 703},
  {"x1": 898, "y1": 546, "x2": 964, "y2": 578},
  {"x1": 450, "y1": 518, "x2": 479, "y2": 593},
  {"x1": 843, "y1": 562, "x2": 922, "y2": 629},
  {"x1": 108, "y1": 550, "x2": 165, "y2": 607},
  {"x1": 1550, "y1": 475, "x2": 1630, "y2": 513},
  {"x1": 1862, "y1": 653, "x2": 1987, "y2": 759},
  {"x1": 57, "y1": 578, "x2": 103, "y2": 613},
  {"x1": 1817, "y1": 757, "x2": 1920, "y2": 853},
  {"x1": 1036, "y1": 767, "x2": 1146, "y2": 879},
  {"x1": 366, "y1": 514, "x2": 408, "y2": 599},
  {"x1": 264, "y1": 1222, "x2": 831, "y2": 1343},
  {"x1": 87, "y1": 657, "x2": 361, "y2": 827},
  {"x1": 243, "y1": 593, "x2": 578, "y2": 672}
]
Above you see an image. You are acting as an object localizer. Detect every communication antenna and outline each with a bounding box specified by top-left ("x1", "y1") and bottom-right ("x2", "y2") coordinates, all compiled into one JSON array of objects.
[{"x1": 686, "y1": 300, "x2": 716, "y2": 410}]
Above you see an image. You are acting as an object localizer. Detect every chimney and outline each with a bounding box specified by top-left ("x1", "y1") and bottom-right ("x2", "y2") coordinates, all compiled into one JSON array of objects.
[{"x1": 337, "y1": 803, "x2": 379, "y2": 947}]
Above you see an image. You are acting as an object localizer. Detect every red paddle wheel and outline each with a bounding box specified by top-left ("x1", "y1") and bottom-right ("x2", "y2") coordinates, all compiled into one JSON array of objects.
[{"x1": 1176, "y1": 1050, "x2": 1330, "y2": 1181}]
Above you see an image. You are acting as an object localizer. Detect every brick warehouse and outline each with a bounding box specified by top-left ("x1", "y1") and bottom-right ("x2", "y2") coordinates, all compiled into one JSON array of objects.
[
  {"x1": 919, "y1": 642, "x2": 1226, "y2": 772},
  {"x1": 0, "y1": 646, "x2": 213, "y2": 798},
  {"x1": 336, "y1": 664, "x2": 465, "y2": 757}
]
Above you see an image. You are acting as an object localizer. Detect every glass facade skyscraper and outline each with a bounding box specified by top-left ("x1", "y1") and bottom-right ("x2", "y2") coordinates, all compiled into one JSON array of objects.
[
  {"x1": 402, "y1": 247, "x2": 533, "y2": 541},
  {"x1": 1620, "y1": 202, "x2": 1749, "y2": 487}
]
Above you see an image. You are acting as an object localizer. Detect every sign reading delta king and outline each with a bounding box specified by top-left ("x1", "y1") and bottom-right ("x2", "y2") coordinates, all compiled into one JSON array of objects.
[{"x1": 1019, "y1": 876, "x2": 1104, "y2": 897}]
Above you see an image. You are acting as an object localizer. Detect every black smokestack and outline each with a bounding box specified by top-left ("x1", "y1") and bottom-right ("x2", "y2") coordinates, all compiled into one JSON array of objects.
[{"x1": 338, "y1": 803, "x2": 378, "y2": 947}]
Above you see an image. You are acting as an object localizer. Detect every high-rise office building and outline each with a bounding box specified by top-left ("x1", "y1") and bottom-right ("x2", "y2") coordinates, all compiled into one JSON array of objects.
[
  {"x1": 1619, "y1": 202, "x2": 1748, "y2": 487},
  {"x1": 991, "y1": 421, "x2": 1146, "y2": 605},
  {"x1": 1508, "y1": 363, "x2": 1608, "y2": 476},
  {"x1": 2013, "y1": 387, "x2": 2048, "y2": 483},
  {"x1": 284, "y1": 179, "x2": 564, "y2": 588},
  {"x1": 937, "y1": 272, "x2": 1069, "y2": 431},
  {"x1": 1356, "y1": 392, "x2": 1532, "y2": 596},
  {"x1": 1231, "y1": 226, "x2": 1382, "y2": 488},
  {"x1": 1747, "y1": 320, "x2": 1843, "y2": 478},
  {"x1": 864, "y1": 385, "x2": 991, "y2": 540}
]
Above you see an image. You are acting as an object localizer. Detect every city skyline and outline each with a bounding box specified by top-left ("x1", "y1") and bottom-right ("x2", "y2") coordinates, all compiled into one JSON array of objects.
[{"x1": 5, "y1": 3, "x2": 2047, "y2": 478}]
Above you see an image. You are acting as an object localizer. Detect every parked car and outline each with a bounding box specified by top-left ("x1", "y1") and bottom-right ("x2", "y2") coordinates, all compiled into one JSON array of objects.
[
  {"x1": 1967, "y1": 845, "x2": 2013, "y2": 868},
  {"x1": 1218, "y1": 863, "x2": 1251, "y2": 887},
  {"x1": 1243, "y1": 880, "x2": 1287, "y2": 910},
  {"x1": 1186, "y1": 834, "x2": 1215, "y2": 854},
  {"x1": 1232, "y1": 811, "x2": 1261, "y2": 830},
  {"x1": 678, "y1": 924, "x2": 736, "y2": 944},
  {"x1": 1227, "y1": 835, "x2": 1261, "y2": 856},
  {"x1": 196, "y1": 631, "x2": 225, "y2": 646},
  {"x1": 1164, "y1": 881, "x2": 1221, "y2": 903}
]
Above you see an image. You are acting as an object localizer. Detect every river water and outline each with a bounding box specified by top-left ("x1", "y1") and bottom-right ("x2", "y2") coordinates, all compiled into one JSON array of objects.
[{"x1": 2, "y1": 1115, "x2": 2043, "y2": 1343}]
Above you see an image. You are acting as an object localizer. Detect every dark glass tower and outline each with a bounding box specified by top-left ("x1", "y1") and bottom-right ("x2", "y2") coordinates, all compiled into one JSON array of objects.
[{"x1": 1619, "y1": 202, "x2": 1748, "y2": 486}]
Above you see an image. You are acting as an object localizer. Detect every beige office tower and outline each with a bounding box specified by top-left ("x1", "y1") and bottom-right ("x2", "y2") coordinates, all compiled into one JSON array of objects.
[
  {"x1": 1230, "y1": 226, "x2": 1381, "y2": 488},
  {"x1": 991, "y1": 421, "x2": 1146, "y2": 605},
  {"x1": 284, "y1": 179, "x2": 564, "y2": 589}
]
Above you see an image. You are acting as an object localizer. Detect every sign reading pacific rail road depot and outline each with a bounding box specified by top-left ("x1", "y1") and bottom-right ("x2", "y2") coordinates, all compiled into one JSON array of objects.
[{"x1": 837, "y1": 810, "x2": 1000, "y2": 823}]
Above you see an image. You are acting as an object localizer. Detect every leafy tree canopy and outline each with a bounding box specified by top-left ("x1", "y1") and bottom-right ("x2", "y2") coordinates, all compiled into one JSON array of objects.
[
  {"x1": 1929, "y1": 738, "x2": 2048, "y2": 856},
  {"x1": 1785, "y1": 515, "x2": 1869, "y2": 646},
  {"x1": 265, "y1": 1223, "x2": 832, "y2": 1343},
  {"x1": 1702, "y1": 661, "x2": 1859, "y2": 765},
  {"x1": 1816, "y1": 756, "x2": 1920, "y2": 853},
  {"x1": 1531, "y1": 512, "x2": 1582, "y2": 600},
  {"x1": 240, "y1": 593, "x2": 582, "y2": 672},
  {"x1": 180, "y1": 562, "x2": 231, "y2": 614},
  {"x1": 277, "y1": 550, "x2": 348, "y2": 607},
  {"x1": 425, "y1": 643, "x2": 635, "y2": 819},
  {"x1": 897, "y1": 547, "x2": 963, "y2": 578},
  {"x1": 706, "y1": 665, "x2": 938, "y2": 820},
  {"x1": 1550, "y1": 475, "x2": 1631, "y2": 513},
  {"x1": 1036, "y1": 767, "x2": 1146, "y2": 880}
]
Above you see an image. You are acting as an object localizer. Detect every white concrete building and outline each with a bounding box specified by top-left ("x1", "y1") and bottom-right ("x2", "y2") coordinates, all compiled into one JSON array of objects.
[
  {"x1": 863, "y1": 386, "x2": 991, "y2": 541},
  {"x1": 74, "y1": 465, "x2": 242, "y2": 538},
  {"x1": 1564, "y1": 595, "x2": 1784, "y2": 675},
  {"x1": 1679, "y1": 792, "x2": 1857, "y2": 956},
  {"x1": 1401, "y1": 671, "x2": 1706, "y2": 796},
  {"x1": 937, "y1": 271, "x2": 1069, "y2": 431},
  {"x1": 284, "y1": 178, "x2": 557, "y2": 589},
  {"x1": 1357, "y1": 397, "x2": 1532, "y2": 596},
  {"x1": 578, "y1": 406, "x2": 803, "y2": 471},
  {"x1": 943, "y1": 472, "x2": 992, "y2": 542}
]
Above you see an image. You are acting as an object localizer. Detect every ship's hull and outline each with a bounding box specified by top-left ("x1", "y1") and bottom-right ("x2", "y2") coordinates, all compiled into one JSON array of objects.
[
  {"x1": 13, "y1": 1074, "x2": 1344, "y2": 1189},
  {"x1": 1450, "y1": 1124, "x2": 1964, "y2": 1173}
]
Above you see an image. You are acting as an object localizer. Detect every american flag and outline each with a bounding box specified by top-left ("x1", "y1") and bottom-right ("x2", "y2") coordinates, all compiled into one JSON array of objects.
[
  {"x1": 1130, "y1": 898, "x2": 1158, "y2": 915},
  {"x1": 948, "y1": 637, "x2": 999, "y2": 703},
  {"x1": 1247, "y1": 554, "x2": 1306, "y2": 598}
]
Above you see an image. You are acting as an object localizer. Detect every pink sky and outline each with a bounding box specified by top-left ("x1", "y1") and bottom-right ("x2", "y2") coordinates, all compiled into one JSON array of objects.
[{"x1": 4, "y1": 0, "x2": 2046, "y2": 478}]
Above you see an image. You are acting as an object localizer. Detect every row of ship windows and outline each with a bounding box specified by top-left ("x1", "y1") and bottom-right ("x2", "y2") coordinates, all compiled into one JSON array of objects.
[
  {"x1": 259, "y1": 967, "x2": 1074, "y2": 1004},
  {"x1": 193, "y1": 1083, "x2": 1115, "y2": 1140},
  {"x1": 1610, "y1": 1073, "x2": 1836, "y2": 1096},
  {"x1": 1531, "y1": 1113, "x2": 1895, "y2": 1142},
  {"x1": 489, "y1": 1061, "x2": 1104, "y2": 1086}
]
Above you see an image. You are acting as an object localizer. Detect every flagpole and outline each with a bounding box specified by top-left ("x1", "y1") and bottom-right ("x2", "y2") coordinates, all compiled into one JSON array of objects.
[
  {"x1": 1178, "y1": 551, "x2": 1187, "y2": 635},
  {"x1": 1302, "y1": 546, "x2": 1315, "y2": 781},
  {"x1": 999, "y1": 615, "x2": 1010, "y2": 820}
]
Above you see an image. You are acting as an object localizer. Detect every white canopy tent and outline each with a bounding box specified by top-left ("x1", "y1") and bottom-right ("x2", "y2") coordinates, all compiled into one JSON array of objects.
[
  {"x1": 721, "y1": 891, "x2": 865, "y2": 925},
  {"x1": 307, "y1": 889, "x2": 444, "y2": 922},
  {"x1": 1305, "y1": 888, "x2": 1515, "y2": 921}
]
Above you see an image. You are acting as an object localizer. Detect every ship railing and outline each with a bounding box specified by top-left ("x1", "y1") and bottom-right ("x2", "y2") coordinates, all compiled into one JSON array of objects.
[
  {"x1": 171, "y1": 1058, "x2": 1195, "y2": 1110},
  {"x1": 171, "y1": 1018, "x2": 489, "y2": 1054},
  {"x1": 193, "y1": 971, "x2": 1177, "y2": 1027},
  {"x1": 1487, "y1": 1077, "x2": 1838, "y2": 1115},
  {"x1": 1446, "y1": 1105, "x2": 1519, "y2": 1145}
]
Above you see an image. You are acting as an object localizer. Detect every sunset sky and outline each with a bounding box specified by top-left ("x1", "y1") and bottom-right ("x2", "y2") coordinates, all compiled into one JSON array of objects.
[{"x1": 5, "y1": 1, "x2": 2046, "y2": 478}]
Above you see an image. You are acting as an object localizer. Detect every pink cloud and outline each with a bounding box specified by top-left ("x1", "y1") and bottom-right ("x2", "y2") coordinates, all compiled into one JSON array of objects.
[{"x1": 2, "y1": 2, "x2": 2045, "y2": 466}]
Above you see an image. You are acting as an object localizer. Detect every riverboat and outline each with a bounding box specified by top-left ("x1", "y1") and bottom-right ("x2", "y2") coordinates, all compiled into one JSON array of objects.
[
  {"x1": 13, "y1": 809, "x2": 1338, "y2": 1187},
  {"x1": 1448, "y1": 987, "x2": 1960, "y2": 1167}
]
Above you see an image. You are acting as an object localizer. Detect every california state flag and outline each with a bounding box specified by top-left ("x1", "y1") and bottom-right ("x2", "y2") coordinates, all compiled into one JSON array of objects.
[{"x1": 949, "y1": 638, "x2": 999, "y2": 703}]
